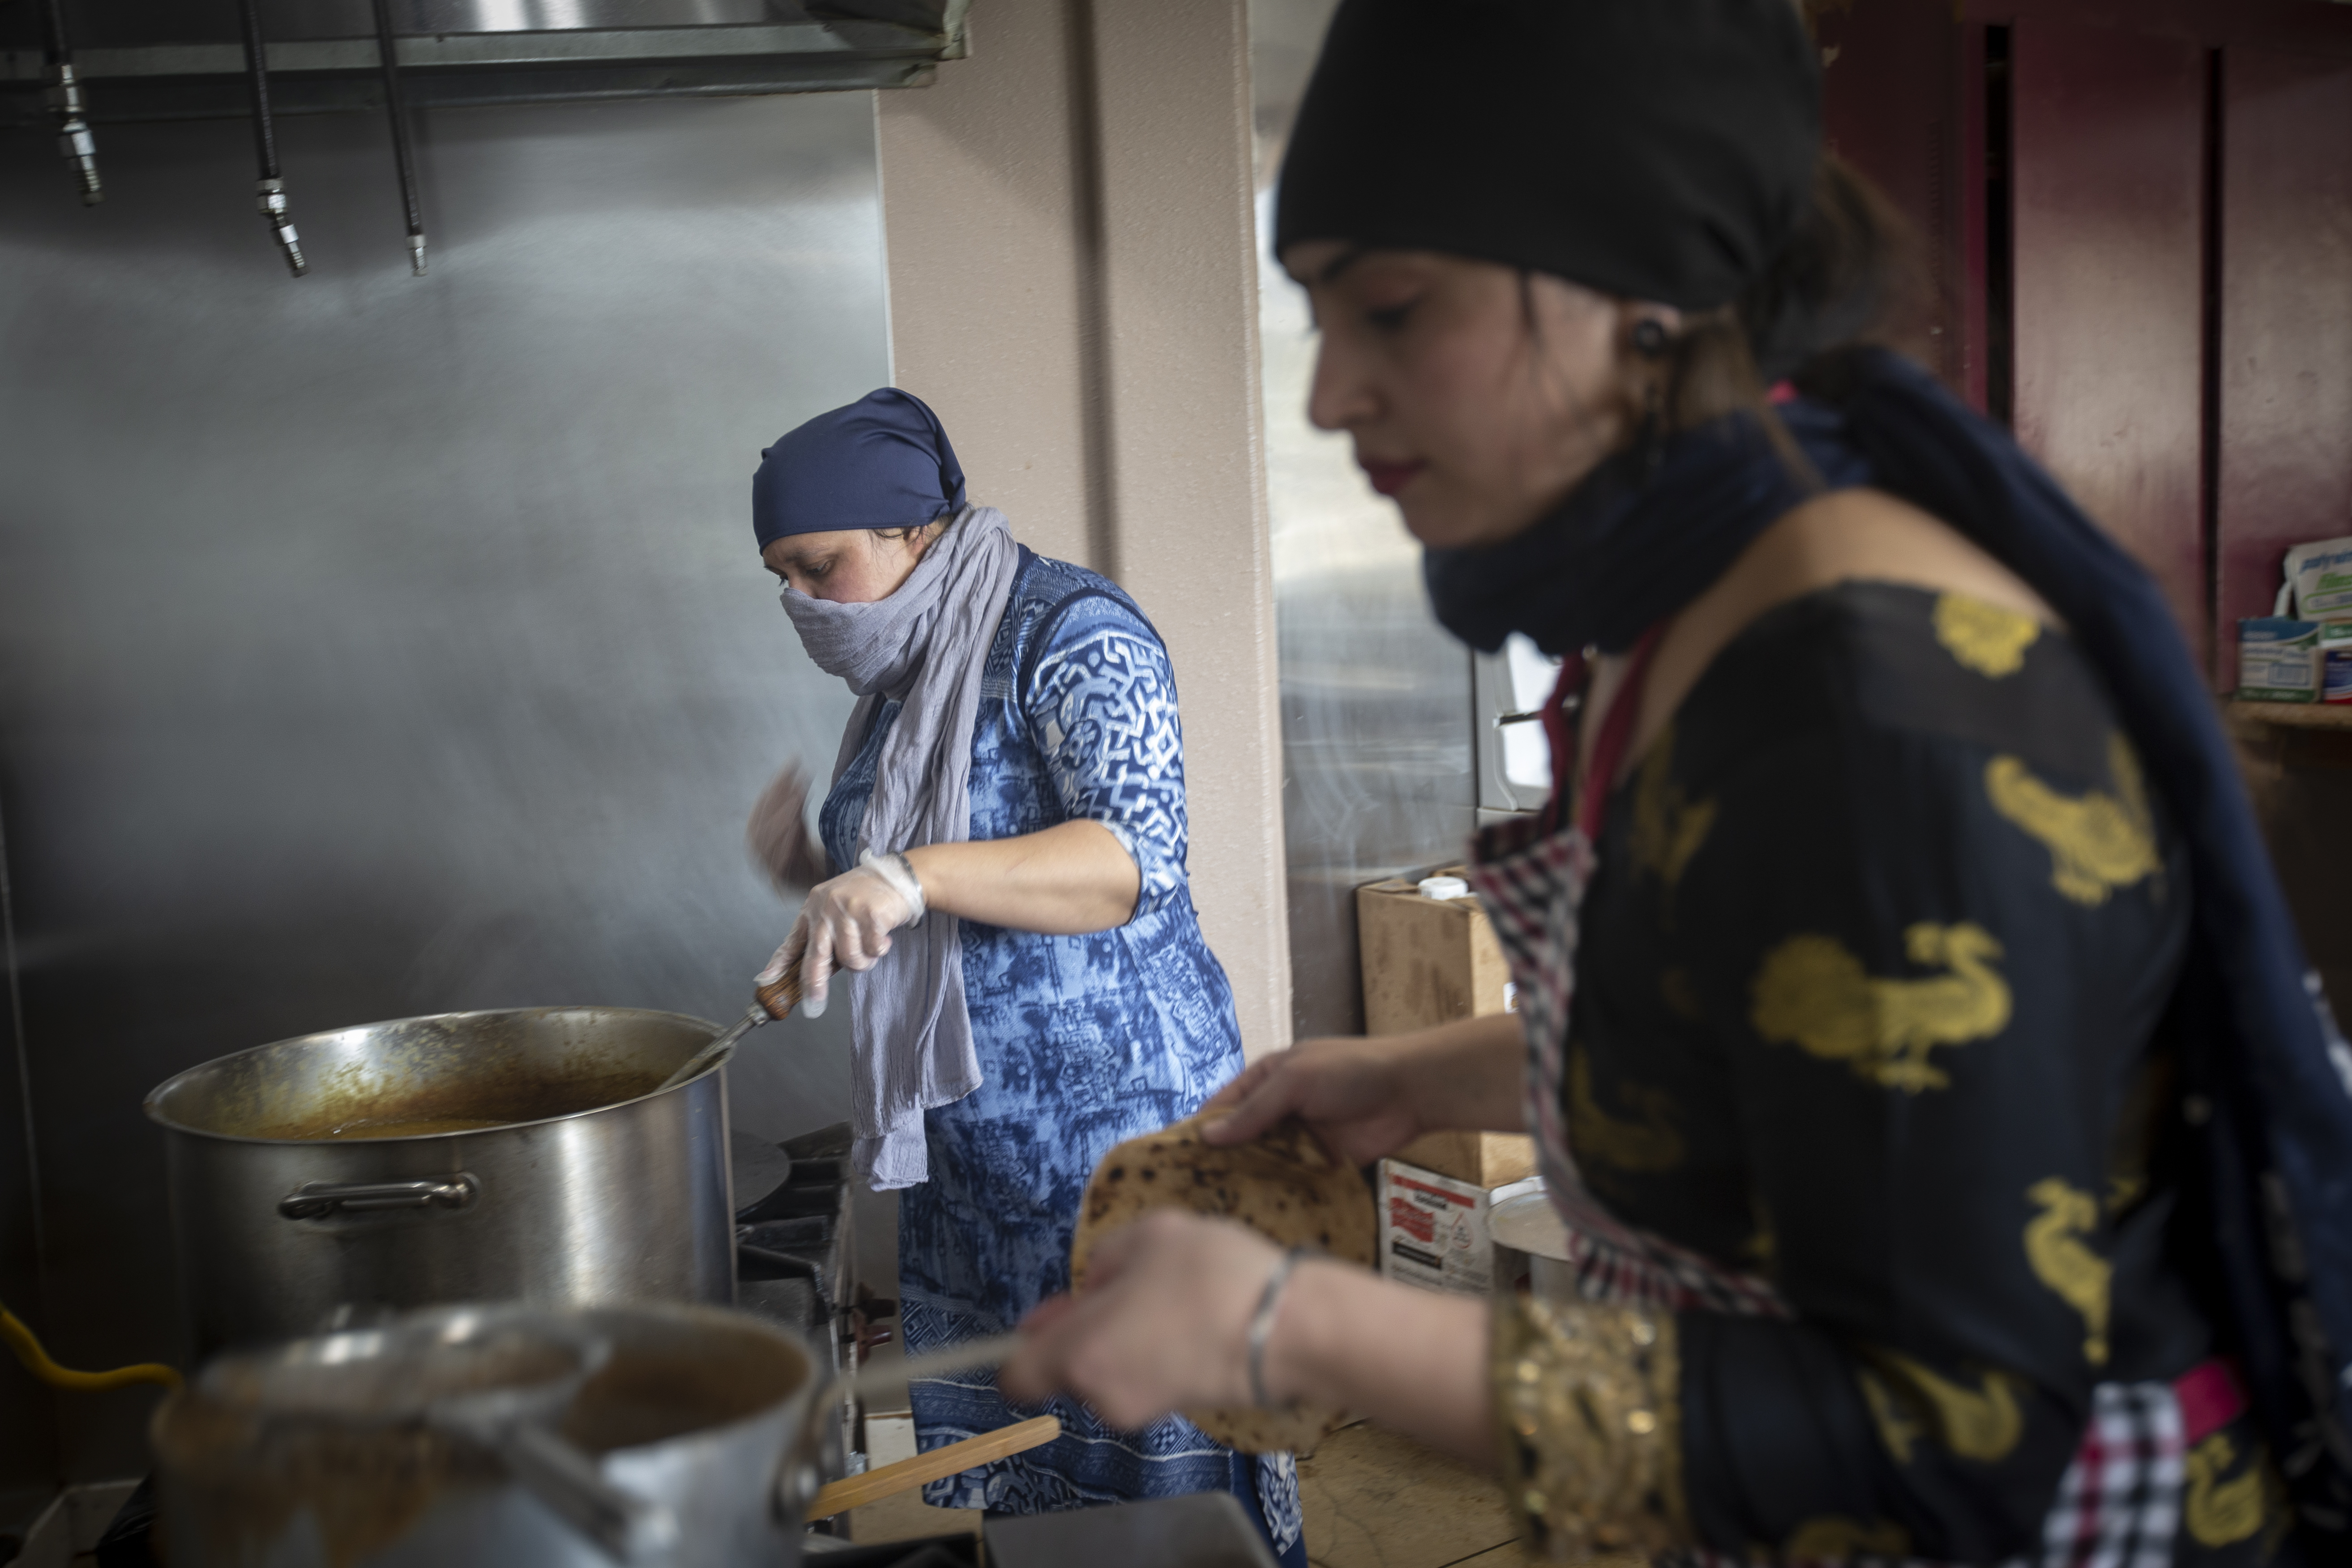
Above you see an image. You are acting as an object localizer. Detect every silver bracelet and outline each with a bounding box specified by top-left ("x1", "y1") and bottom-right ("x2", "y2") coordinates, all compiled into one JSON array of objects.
[
  {"x1": 859, "y1": 847, "x2": 926, "y2": 922},
  {"x1": 1247, "y1": 1246, "x2": 1315, "y2": 1410}
]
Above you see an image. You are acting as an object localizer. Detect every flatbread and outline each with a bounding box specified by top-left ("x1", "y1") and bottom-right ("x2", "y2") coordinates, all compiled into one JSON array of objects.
[{"x1": 1070, "y1": 1112, "x2": 1375, "y2": 1453}]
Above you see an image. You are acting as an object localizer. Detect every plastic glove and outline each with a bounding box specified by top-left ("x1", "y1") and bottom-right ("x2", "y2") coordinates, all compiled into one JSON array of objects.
[
  {"x1": 744, "y1": 764, "x2": 830, "y2": 893},
  {"x1": 754, "y1": 851, "x2": 924, "y2": 1019}
]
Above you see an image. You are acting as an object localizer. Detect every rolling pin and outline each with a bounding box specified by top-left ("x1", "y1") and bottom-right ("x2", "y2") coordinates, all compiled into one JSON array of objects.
[{"x1": 654, "y1": 967, "x2": 804, "y2": 1094}]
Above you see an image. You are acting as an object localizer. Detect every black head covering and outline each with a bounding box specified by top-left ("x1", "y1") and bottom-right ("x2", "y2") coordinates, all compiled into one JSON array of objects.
[{"x1": 1274, "y1": 0, "x2": 1820, "y2": 311}]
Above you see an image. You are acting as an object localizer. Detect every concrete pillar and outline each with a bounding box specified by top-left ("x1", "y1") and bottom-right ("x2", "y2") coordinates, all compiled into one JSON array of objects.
[
  {"x1": 874, "y1": 0, "x2": 1101, "y2": 571},
  {"x1": 877, "y1": 0, "x2": 1292, "y2": 1058},
  {"x1": 1087, "y1": 0, "x2": 1288, "y2": 1059}
]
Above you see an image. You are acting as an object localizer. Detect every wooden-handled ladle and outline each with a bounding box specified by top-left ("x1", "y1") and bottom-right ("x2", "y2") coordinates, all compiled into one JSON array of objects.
[
  {"x1": 777, "y1": 1333, "x2": 1057, "y2": 1523},
  {"x1": 655, "y1": 966, "x2": 805, "y2": 1095}
]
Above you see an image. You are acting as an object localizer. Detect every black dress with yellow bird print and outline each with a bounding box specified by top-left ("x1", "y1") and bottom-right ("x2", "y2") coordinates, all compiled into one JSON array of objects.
[{"x1": 1561, "y1": 582, "x2": 2284, "y2": 1564}]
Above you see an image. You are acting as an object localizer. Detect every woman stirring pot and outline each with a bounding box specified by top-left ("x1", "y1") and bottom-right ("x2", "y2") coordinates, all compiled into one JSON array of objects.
[
  {"x1": 1003, "y1": 3, "x2": 2352, "y2": 1564},
  {"x1": 747, "y1": 390, "x2": 1303, "y2": 1561}
]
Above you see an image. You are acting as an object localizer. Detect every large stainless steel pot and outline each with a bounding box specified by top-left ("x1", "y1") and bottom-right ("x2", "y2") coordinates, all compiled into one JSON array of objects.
[
  {"x1": 145, "y1": 1008, "x2": 734, "y2": 1355},
  {"x1": 152, "y1": 1300, "x2": 820, "y2": 1568}
]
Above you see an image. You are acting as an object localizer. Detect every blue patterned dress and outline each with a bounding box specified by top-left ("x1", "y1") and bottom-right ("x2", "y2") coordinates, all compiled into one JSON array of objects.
[{"x1": 818, "y1": 548, "x2": 1303, "y2": 1555}]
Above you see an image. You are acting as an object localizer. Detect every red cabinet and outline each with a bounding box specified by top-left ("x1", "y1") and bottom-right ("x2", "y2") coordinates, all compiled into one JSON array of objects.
[
  {"x1": 2216, "y1": 49, "x2": 2352, "y2": 678},
  {"x1": 1814, "y1": 0, "x2": 2352, "y2": 687},
  {"x1": 2009, "y1": 21, "x2": 2211, "y2": 665}
]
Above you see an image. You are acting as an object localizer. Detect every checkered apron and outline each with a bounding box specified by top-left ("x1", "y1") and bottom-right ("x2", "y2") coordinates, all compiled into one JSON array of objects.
[{"x1": 1463, "y1": 653, "x2": 2202, "y2": 1568}]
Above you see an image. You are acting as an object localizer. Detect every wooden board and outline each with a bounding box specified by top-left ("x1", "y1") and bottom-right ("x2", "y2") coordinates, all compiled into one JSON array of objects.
[{"x1": 2230, "y1": 701, "x2": 2352, "y2": 731}]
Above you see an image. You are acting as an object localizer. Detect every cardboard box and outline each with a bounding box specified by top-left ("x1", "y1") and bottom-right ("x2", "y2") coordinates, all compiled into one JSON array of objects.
[
  {"x1": 2325, "y1": 623, "x2": 2352, "y2": 705},
  {"x1": 1357, "y1": 868, "x2": 1514, "y2": 1033},
  {"x1": 2276, "y1": 536, "x2": 2352, "y2": 621},
  {"x1": 1377, "y1": 1159, "x2": 1495, "y2": 1296},
  {"x1": 1389, "y1": 1130, "x2": 1536, "y2": 1189},
  {"x1": 1357, "y1": 868, "x2": 1535, "y2": 1188},
  {"x1": 2238, "y1": 618, "x2": 2321, "y2": 703}
]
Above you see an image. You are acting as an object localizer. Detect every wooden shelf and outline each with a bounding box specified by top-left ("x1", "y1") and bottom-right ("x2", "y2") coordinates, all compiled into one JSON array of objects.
[{"x1": 2230, "y1": 701, "x2": 2352, "y2": 731}]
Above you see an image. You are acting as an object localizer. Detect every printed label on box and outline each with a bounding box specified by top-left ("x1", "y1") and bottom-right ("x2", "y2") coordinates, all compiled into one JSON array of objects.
[
  {"x1": 2239, "y1": 617, "x2": 2321, "y2": 703},
  {"x1": 2322, "y1": 624, "x2": 2352, "y2": 705},
  {"x1": 2279, "y1": 537, "x2": 2352, "y2": 620},
  {"x1": 1377, "y1": 1160, "x2": 1493, "y2": 1296}
]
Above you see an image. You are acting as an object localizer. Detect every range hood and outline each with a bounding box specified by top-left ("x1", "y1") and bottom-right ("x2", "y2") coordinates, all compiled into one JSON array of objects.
[
  {"x1": 7, "y1": 0, "x2": 966, "y2": 276},
  {"x1": 2, "y1": 0, "x2": 970, "y2": 128}
]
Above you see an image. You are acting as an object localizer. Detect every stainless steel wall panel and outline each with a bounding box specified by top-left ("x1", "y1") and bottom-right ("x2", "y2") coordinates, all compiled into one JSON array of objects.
[
  {"x1": 0, "y1": 92, "x2": 887, "y2": 1479},
  {"x1": 1252, "y1": 0, "x2": 1477, "y2": 1040},
  {"x1": 0, "y1": 805, "x2": 60, "y2": 1525}
]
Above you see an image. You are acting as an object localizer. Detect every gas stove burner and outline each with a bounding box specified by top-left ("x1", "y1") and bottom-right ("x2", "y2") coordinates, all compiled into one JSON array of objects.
[
  {"x1": 730, "y1": 1122, "x2": 863, "y2": 1363},
  {"x1": 744, "y1": 1213, "x2": 831, "y2": 1248}
]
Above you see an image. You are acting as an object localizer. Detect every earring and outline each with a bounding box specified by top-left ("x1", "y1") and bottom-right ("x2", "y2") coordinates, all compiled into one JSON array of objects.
[
  {"x1": 1629, "y1": 318, "x2": 1673, "y2": 481},
  {"x1": 1638, "y1": 374, "x2": 1668, "y2": 482}
]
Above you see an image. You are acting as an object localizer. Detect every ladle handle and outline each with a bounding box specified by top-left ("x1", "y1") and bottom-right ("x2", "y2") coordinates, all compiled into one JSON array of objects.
[
  {"x1": 774, "y1": 1333, "x2": 1030, "y2": 1521},
  {"x1": 842, "y1": 1332, "x2": 1028, "y2": 1410},
  {"x1": 804, "y1": 1415, "x2": 1062, "y2": 1519},
  {"x1": 653, "y1": 968, "x2": 804, "y2": 1097},
  {"x1": 500, "y1": 1423, "x2": 678, "y2": 1566},
  {"x1": 755, "y1": 966, "x2": 803, "y2": 1021}
]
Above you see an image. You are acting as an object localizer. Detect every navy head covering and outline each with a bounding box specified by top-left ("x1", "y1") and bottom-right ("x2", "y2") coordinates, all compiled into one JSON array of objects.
[{"x1": 753, "y1": 388, "x2": 966, "y2": 550}]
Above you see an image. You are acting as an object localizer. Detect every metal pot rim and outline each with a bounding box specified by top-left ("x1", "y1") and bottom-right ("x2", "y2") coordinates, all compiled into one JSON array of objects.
[
  {"x1": 141, "y1": 1004, "x2": 726, "y2": 1144},
  {"x1": 167, "y1": 1299, "x2": 815, "y2": 1447}
]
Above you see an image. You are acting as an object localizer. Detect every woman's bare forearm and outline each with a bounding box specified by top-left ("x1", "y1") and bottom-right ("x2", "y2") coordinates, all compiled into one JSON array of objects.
[
  {"x1": 1394, "y1": 1012, "x2": 1529, "y2": 1134},
  {"x1": 1269, "y1": 1259, "x2": 1496, "y2": 1466},
  {"x1": 903, "y1": 820, "x2": 1140, "y2": 934}
]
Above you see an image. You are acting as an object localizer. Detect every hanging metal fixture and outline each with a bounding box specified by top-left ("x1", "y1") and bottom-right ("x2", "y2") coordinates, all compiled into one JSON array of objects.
[
  {"x1": 3, "y1": 4, "x2": 970, "y2": 127},
  {"x1": 368, "y1": 0, "x2": 428, "y2": 277},
  {"x1": 37, "y1": 0, "x2": 99, "y2": 203},
  {"x1": 6, "y1": 1, "x2": 972, "y2": 274},
  {"x1": 236, "y1": 0, "x2": 306, "y2": 277}
]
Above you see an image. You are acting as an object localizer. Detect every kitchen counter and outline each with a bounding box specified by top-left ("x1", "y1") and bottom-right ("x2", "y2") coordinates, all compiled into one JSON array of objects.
[{"x1": 844, "y1": 1418, "x2": 1579, "y2": 1568}]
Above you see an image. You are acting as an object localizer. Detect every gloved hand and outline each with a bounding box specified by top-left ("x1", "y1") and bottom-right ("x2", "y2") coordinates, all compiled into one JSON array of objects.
[
  {"x1": 755, "y1": 850, "x2": 926, "y2": 1019},
  {"x1": 744, "y1": 764, "x2": 830, "y2": 893}
]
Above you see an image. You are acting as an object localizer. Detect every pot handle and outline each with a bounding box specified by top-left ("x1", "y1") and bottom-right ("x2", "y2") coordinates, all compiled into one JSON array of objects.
[{"x1": 278, "y1": 1174, "x2": 480, "y2": 1220}]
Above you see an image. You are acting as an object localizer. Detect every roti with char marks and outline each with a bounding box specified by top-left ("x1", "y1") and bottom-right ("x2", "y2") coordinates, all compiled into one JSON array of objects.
[{"x1": 1070, "y1": 1111, "x2": 1376, "y2": 1453}]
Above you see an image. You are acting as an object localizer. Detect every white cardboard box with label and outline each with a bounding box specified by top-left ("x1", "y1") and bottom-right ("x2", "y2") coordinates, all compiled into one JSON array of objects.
[{"x1": 1377, "y1": 1158, "x2": 1496, "y2": 1296}]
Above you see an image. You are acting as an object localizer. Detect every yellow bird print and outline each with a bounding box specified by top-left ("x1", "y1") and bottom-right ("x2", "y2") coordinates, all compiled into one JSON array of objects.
[
  {"x1": 1749, "y1": 923, "x2": 2012, "y2": 1092},
  {"x1": 1933, "y1": 592, "x2": 2040, "y2": 677},
  {"x1": 2023, "y1": 1178, "x2": 2111, "y2": 1366},
  {"x1": 1856, "y1": 1348, "x2": 2027, "y2": 1463},
  {"x1": 2184, "y1": 1433, "x2": 2268, "y2": 1547},
  {"x1": 1984, "y1": 734, "x2": 2159, "y2": 906},
  {"x1": 1567, "y1": 1046, "x2": 1685, "y2": 1172},
  {"x1": 1630, "y1": 727, "x2": 1717, "y2": 900},
  {"x1": 1785, "y1": 1517, "x2": 1910, "y2": 1560}
]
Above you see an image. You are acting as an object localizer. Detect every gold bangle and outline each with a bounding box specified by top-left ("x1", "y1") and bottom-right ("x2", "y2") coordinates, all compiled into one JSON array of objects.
[{"x1": 1491, "y1": 1291, "x2": 1687, "y2": 1562}]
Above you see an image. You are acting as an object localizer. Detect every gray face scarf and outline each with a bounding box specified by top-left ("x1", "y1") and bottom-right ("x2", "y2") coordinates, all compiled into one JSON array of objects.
[{"x1": 777, "y1": 505, "x2": 1022, "y2": 1190}]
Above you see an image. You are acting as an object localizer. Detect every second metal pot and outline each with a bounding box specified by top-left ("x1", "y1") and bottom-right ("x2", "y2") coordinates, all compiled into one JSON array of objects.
[
  {"x1": 152, "y1": 1300, "x2": 820, "y2": 1568},
  {"x1": 145, "y1": 1007, "x2": 735, "y2": 1355}
]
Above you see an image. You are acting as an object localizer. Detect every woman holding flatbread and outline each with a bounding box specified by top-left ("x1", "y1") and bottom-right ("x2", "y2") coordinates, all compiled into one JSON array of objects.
[
  {"x1": 1004, "y1": 3, "x2": 2352, "y2": 1563},
  {"x1": 748, "y1": 389, "x2": 1303, "y2": 1561}
]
